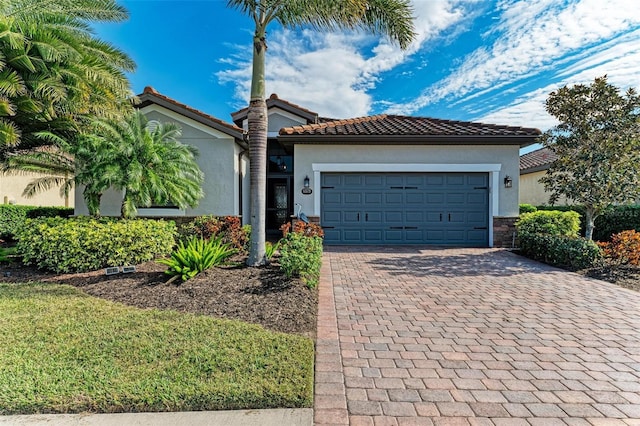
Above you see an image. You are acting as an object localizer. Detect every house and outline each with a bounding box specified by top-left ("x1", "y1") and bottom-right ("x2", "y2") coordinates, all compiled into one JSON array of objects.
[
  {"x1": 75, "y1": 88, "x2": 541, "y2": 247},
  {"x1": 73, "y1": 87, "x2": 250, "y2": 219},
  {"x1": 1, "y1": 173, "x2": 72, "y2": 208},
  {"x1": 519, "y1": 147, "x2": 567, "y2": 206}
]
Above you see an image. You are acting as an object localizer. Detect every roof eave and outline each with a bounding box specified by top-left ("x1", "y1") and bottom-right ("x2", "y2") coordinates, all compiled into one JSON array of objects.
[
  {"x1": 520, "y1": 164, "x2": 551, "y2": 175},
  {"x1": 278, "y1": 134, "x2": 539, "y2": 148},
  {"x1": 137, "y1": 94, "x2": 247, "y2": 147}
]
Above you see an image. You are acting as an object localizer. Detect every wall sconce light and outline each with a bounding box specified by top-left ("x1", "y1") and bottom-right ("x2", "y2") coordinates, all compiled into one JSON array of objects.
[
  {"x1": 504, "y1": 175, "x2": 513, "y2": 188},
  {"x1": 302, "y1": 175, "x2": 312, "y2": 194}
]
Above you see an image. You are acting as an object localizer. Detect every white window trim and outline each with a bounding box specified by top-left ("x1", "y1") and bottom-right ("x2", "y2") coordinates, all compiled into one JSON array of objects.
[{"x1": 311, "y1": 163, "x2": 502, "y2": 246}]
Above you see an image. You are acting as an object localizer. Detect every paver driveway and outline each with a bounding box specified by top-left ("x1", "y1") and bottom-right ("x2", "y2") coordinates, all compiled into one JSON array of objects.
[{"x1": 314, "y1": 247, "x2": 640, "y2": 426}]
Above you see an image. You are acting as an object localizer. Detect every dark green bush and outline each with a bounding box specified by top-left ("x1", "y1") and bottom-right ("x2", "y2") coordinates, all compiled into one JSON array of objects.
[
  {"x1": 0, "y1": 205, "x2": 35, "y2": 239},
  {"x1": 279, "y1": 233, "x2": 323, "y2": 288},
  {"x1": 519, "y1": 204, "x2": 537, "y2": 214},
  {"x1": 26, "y1": 206, "x2": 74, "y2": 219},
  {"x1": 517, "y1": 210, "x2": 581, "y2": 237},
  {"x1": 519, "y1": 233, "x2": 602, "y2": 270},
  {"x1": 16, "y1": 217, "x2": 176, "y2": 273}
]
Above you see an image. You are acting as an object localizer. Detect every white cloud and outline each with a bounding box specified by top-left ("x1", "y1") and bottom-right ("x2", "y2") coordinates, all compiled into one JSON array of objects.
[
  {"x1": 386, "y1": 0, "x2": 640, "y2": 116},
  {"x1": 479, "y1": 30, "x2": 640, "y2": 130},
  {"x1": 216, "y1": 0, "x2": 466, "y2": 117}
]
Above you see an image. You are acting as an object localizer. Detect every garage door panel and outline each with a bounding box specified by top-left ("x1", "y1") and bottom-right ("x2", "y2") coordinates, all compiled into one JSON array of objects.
[
  {"x1": 321, "y1": 172, "x2": 488, "y2": 246},
  {"x1": 344, "y1": 192, "x2": 362, "y2": 204},
  {"x1": 385, "y1": 211, "x2": 403, "y2": 222},
  {"x1": 365, "y1": 211, "x2": 383, "y2": 223},
  {"x1": 406, "y1": 193, "x2": 424, "y2": 203}
]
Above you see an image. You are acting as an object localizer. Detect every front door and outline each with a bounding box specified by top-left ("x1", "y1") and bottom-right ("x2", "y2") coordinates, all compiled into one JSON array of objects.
[{"x1": 266, "y1": 176, "x2": 292, "y2": 236}]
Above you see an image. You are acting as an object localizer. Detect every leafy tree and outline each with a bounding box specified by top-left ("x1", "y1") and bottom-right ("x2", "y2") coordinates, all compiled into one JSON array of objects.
[
  {"x1": 76, "y1": 111, "x2": 204, "y2": 218},
  {"x1": 0, "y1": 0, "x2": 134, "y2": 155},
  {"x1": 227, "y1": 0, "x2": 416, "y2": 265},
  {"x1": 540, "y1": 75, "x2": 640, "y2": 240}
]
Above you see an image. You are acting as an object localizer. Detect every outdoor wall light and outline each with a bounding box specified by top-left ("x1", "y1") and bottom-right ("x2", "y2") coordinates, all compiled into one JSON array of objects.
[
  {"x1": 504, "y1": 175, "x2": 513, "y2": 188},
  {"x1": 302, "y1": 175, "x2": 312, "y2": 194}
]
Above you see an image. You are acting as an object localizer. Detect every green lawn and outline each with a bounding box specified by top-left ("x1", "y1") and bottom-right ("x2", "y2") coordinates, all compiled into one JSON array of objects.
[{"x1": 0, "y1": 283, "x2": 314, "y2": 414}]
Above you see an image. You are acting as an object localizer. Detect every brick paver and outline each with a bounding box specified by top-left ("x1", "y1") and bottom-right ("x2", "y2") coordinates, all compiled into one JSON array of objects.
[{"x1": 313, "y1": 247, "x2": 640, "y2": 425}]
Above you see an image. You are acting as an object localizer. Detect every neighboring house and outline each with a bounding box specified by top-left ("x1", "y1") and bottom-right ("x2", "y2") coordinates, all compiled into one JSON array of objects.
[
  {"x1": 76, "y1": 89, "x2": 541, "y2": 247},
  {"x1": 1, "y1": 173, "x2": 72, "y2": 208},
  {"x1": 519, "y1": 147, "x2": 567, "y2": 206}
]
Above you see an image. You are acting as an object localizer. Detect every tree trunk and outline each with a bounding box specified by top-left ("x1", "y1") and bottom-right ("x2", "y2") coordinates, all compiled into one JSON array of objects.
[
  {"x1": 246, "y1": 27, "x2": 268, "y2": 266},
  {"x1": 584, "y1": 208, "x2": 596, "y2": 241}
]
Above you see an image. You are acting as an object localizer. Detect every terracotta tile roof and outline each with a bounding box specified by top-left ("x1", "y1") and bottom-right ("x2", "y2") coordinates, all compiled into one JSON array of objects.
[
  {"x1": 136, "y1": 86, "x2": 244, "y2": 140},
  {"x1": 279, "y1": 114, "x2": 541, "y2": 138},
  {"x1": 520, "y1": 147, "x2": 558, "y2": 173},
  {"x1": 230, "y1": 93, "x2": 319, "y2": 126}
]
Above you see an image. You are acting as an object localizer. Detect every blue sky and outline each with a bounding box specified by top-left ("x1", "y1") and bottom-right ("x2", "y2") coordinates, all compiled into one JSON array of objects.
[{"x1": 96, "y1": 0, "x2": 640, "y2": 140}]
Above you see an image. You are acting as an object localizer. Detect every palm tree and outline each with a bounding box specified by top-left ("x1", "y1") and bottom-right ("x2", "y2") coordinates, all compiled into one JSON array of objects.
[
  {"x1": 0, "y1": 0, "x2": 134, "y2": 154},
  {"x1": 226, "y1": 0, "x2": 416, "y2": 266},
  {"x1": 77, "y1": 111, "x2": 204, "y2": 218}
]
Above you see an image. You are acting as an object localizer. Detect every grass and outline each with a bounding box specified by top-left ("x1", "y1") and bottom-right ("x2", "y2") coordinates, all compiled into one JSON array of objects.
[
  {"x1": 0, "y1": 246, "x2": 17, "y2": 263},
  {"x1": 0, "y1": 283, "x2": 314, "y2": 414}
]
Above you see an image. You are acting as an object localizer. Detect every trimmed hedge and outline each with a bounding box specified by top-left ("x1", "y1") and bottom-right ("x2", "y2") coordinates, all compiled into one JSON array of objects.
[
  {"x1": 517, "y1": 210, "x2": 581, "y2": 237},
  {"x1": 519, "y1": 204, "x2": 537, "y2": 214},
  {"x1": 16, "y1": 217, "x2": 176, "y2": 273},
  {"x1": 26, "y1": 206, "x2": 74, "y2": 219},
  {"x1": 536, "y1": 205, "x2": 640, "y2": 241},
  {"x1": 0, "y1": 205, "x2": 73, "y2": 240},
  {"x1": 519, "y1": 233, "x2": 602, "y2": 270}
]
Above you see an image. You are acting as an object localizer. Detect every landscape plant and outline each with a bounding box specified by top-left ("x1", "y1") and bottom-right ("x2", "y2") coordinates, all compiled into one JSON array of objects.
[
  {"x1": 159, "y1": 236, "x2": 237, "y2": 283},
  {"x1": 226, "y1": 0, "x2": 416, "y2": 266},
  {"x1": 16, "y1": 217, "x2": 176, "y2": 273},
  {"x1": 264, "y1": 240, "x2": 281, "y2": 260},
  {"x1": 599, "y1": 230, "x2": 640, "y2": 266},
  {"x1": 0, "y1": 0, "x2": 134, "y2": 155},
  {"x1": 516, "y1": 210, "x2": 581, "y2": 237},
  {"x1": 540, "y1": 76, "x2": 640, "y2": 240},
  {"x1": 178, "y1": 216, "x2": 249, "y2": 251},
  {"x1": 279, "y1": 232, "x2": 323, "y2": 288}
]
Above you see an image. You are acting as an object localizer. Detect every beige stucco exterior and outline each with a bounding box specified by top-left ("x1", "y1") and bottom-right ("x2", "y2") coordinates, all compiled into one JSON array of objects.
[
  {"x1": 519, "y1": 170, "x2": 567, "y2": 206},
  {"x1": 1, "y1": 173, "x2": 72, "y2": 207},
  {"x1": 74, "y1": 106, "x2": 249, "y2": 220}
]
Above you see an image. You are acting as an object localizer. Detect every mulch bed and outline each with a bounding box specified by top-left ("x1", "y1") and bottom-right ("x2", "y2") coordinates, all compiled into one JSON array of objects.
[
  {"x1": 0, "y1": 258, "x2": 318, "y2": 338},
  {"x1": 581, "y1": 264, "x2": 640, "y2": 292}
]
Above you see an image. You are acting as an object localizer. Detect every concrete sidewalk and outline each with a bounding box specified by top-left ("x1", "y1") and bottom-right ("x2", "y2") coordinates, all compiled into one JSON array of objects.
[{"x1": 0, "y1": 408, "x2": 313, "y2": 426}]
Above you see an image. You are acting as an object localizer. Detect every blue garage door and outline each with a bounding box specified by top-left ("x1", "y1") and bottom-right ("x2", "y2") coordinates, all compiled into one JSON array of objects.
[{"x1": 321, "y1": 173, "x2": 489, "y2": 246}]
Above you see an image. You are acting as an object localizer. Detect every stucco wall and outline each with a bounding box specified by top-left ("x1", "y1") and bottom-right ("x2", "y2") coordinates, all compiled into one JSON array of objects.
[
  {"x1": 293, "y1": 144, "x2": 520, "y2": 218},
  {"x1": 74, "y1": 107, "x2": 243, "y2": 218},
  {"x1": 1, "y1": 173, "x2": 72, "y2": 207},
  {"x1": 519, "y1": 170, "x2": 567, "y2": 206}
]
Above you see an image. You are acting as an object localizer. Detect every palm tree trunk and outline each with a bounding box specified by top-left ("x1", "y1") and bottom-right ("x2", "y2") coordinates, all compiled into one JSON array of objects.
[{"x1": 246, "y1": 27, "x2": 268, "y2": 266}]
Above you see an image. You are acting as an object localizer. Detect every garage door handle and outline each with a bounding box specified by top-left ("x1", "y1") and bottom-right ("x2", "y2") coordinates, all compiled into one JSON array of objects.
[
  {"x1": 474, "y1": 227, "x2": 487, "y2": 230},
  {"x1": 365, "y1": 213, "x2": 368, "y2": 221},
  {"x1": 357, "y1": 213, "x2": 360, "y2": 221},
  {"x1": 448, "y1": 213, "x2": 451, "y2": 221},
  {"x1": 439, "y1": 213, "x2": 442, "y2": 222},
  {"x1": 390, "y1": 226, "x2": 403, "y2": 229},
  {"x1": 405, "y1": 226, "x2": 418, "y2": 230}
]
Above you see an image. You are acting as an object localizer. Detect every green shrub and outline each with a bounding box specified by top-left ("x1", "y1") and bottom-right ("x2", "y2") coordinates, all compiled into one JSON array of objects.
[
  {"x1": 25, "y1": 206, "x2": 74, "y2": 219},
  {"x1": 517, "y1": 210, "x2": 581, "y2": 237},
  {"x1": 536, "y1": 205, "x2": 640, "y2": 241},
  {"x1": 279, "y1": 233, "x2": 323, "y2": 288},
  {"x1": 0, "y1": 205, "x2": 35, "y2": 239},
  {"x1": 519, "y1": 233, "x2": 602, "y2": 270},
  {"x1": 178, "y1": 216, "x2": 249, "y2": 251},
  {"x1": 591, "y1": 205, "x2": 640, "y2": 241},
  {"x1": 519, "y1": 204, "x2": 537, "y2": 214},
  {"x1": 159, "y1": 236, "x2": 237, "y2": 282},
  {"x1": 16, "y1": 217, "x2": 176, "y2": 273}
]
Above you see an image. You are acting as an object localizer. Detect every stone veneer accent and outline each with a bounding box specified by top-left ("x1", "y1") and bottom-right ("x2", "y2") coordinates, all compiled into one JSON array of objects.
[{"x1": 493, "y1": 216, "x2": 518, "y2": 248}]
